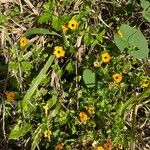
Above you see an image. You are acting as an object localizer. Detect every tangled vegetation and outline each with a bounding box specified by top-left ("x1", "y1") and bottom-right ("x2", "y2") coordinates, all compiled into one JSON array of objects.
[{"x1": 0, "y1": 0, "x2": 150, "y2": 150}]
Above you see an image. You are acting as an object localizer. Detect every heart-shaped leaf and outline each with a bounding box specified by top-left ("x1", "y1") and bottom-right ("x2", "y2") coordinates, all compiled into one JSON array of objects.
[
  {"x1": 83, "y1": 69, "x2": 95, "y2": 88},
  {"x1": 114, "y1": 24, "x2": 149, "y2": 59}
]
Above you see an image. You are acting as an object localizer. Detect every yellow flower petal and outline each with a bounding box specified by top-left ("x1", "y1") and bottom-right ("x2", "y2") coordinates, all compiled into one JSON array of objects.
[
  {"x1": 118, "y1": 30, "x2": 123, "y2": 38},
  {"x1": 53, "y1": 46, "x2": 65, "y2": 58},
  {"x1": 68, "y1": 19, "x2": 78, "y2": 30},
  {"x1": 44, "y1": 128, "x2": 52, "y2": 141},
  {"x1": 19, "y1": 37, "x2": 28, "y2": 48},
  {"x1": 43, "y1": 104, "x2": 49, "y2": 116},
  {"x1": 101, "y1": 53, "x2": 111, "y2": 63},
  {"x1": 141, "y1": 79, "x2": 149, "y2": 88},
  {"x1": 96, "y1": 146, "x2": 104, "y2": 150},
  {"x1": 112, "y1": 73, "x2": 122, "y2": 84}
]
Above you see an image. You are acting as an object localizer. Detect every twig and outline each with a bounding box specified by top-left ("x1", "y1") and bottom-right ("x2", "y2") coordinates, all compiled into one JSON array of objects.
[
  {"x1": 10, "y1": 19, "x2": 26, "y2": 31},
  {"x1": 0, "y1": 26, "x2": 5, "y2": 49},
  {"x1": 0, "y1": 94, "x2": 6, "y2": 140},
  {"x1": 18, "y1": 0, "x2": 23, "y2": 13},
  {"x1": 24, "y1": 0, "x2": 38, "y2": 15},
  {"x1": 98, "y1": 14, "x2": 111, "y2": 28}
]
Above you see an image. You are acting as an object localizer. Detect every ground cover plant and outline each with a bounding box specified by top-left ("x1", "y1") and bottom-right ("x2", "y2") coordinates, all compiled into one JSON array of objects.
[{"x1": 0, "y1": 0, "x2": 150, "y2": 150}]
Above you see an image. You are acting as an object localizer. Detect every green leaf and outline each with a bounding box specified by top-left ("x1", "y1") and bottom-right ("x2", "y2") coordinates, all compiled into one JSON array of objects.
[
  {"x1": 21, "y1": 123, "x2": 32, "y2": 136},
  {"x1": 83, "y1": 69, "x2": 95, "y2": 88},
  {"x1": 23, "y1": 28, "x2": 61, "y2": 37},
  {"x1": 52, "y1": 16, "x2": 61, "y2": 31},
  {"x1": 47, "y1": 95, "x2": 57, "y2": 108},
  {"x1": 84, "y1": 33, "x2": 94, "y2": 46},
  {"x1": 59, "y1": 110, "x2": 68, "y2": 125},
  {"x1": 21, "y1": 61, "x2": 33, "y2": 71},
  {"x1": 50, "y1": 103, "x2": 61, "y2": 118},
  {"x1": 9, "y1": 122, "x2": 32, "y2": 140},
  {"x1": 38, "y1": 12, "x2": 52, "y2": 23},
  {"x1": 46, "y1": 103, "x2": 61, "y2": 122},
  {"x1": 114, "y1": 34, "x2": 130, "y2": 50},
  {"x1": 114, "y1": 24, "x2": 149, "y2": 59},
  {"x1": 142, "y1": 9, "x2": 150, "y2": 22},
  {"x1": 130, "y1": 48, "x2": 149, "y2": 59},
  {"x1": 65, "y1": 61, "x2": 74, "y2": 73},
  {"x1": 0, "y1": 12, "x2": 7, "y2": 24},
  {"x1": 140, "y1": 0, "x2": 150, "y2": 22},
  {"x1": 96, "y1": 29, "x2": 105, "y2": 43},
  {"x1": 140, "y1": 0, "x2": 150, "y2": 10}
]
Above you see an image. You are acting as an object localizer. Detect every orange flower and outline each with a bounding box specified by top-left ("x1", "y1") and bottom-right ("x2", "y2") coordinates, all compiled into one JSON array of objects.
[
  {"x1": 5, "y1": 91, "x2": 15, "y2": 102},
  {"x1": 101, "y1": 53, "x2": 111, "y2": 63},
  {"x1": 87, "y1": 105, "x2": 95, "y2": 115},
  {"x1": 104, "y1": 139, "x2": 112, "y2": 150},
  {"x1": 61, "y1": 24, "x2": 69, "y2": 32},
  {"x1": 112, "y1": 73, "x2": 122, "y2": 84},
  {"x1": 55, "y1": 143, "x2": 64, "y2": 150},
  {"x1": 79, "y1": 112, "x2": 87, "y2": 125}
]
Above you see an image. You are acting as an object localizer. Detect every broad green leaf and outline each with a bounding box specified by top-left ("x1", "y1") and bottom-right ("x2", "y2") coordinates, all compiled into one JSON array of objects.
[
  {"x1": 65, "y1": 61, "x2": 74, "y2": 73},
  {"x1": 140, "y1": 0, "x2": 150, "y2": 9},
  {"x1": 9, "y1": 121, "x2": 21, "y2": 140},
  {"x1": 21, "y1": 61, "x2": 33, "y2": 71},
  {"x1": 142, "y1": 9, "x2": 150, "y2": 22},
  {"x1": 140, "y1": 0, "x2": 150, "y2": 22},
  {"x1": 38, "y1": 12, "x2": 52, "y2": 23},
  {"x1": 84, "y1": 33, "x2": 94, "y2": 46},
  {"x1": 9, "y1": 122, "x2": 32, "y2": 140},
  {"x1": 9, "y1": 62, "x2": 19, "y2": 69},
  {"x1": 23, "y1": 28, "x2": 61, "y2": 37},
  {"x1": 114, "y1": 34, "x2": 130, "y2": 50},
  {"x1": 130, "y1": 49, "x2": 149, "y2": 59},
  {"x1": 22, "y1": 55, "x2": 55, "y2": 117},
  {"x1": 21, "y1": 123, "x2": 32, "y2": 136},
  {"x1": 114, "y1": 24, "x2": 149, "y2": 59},
  {"x1": 52, "y1": 16, "x2": 61, "y2": 31},
  {"x1": 83, "y1": 69, "x2": 95, "y2": 88}
]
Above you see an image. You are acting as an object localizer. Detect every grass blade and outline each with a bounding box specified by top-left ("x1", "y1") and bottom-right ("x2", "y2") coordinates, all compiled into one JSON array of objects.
[
  {"x1": 23, "y1": 28, "x2": 61, "y2": 37},
  {"x1": 22, "y1": 55, "x2": 55, "y2": 117}
]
